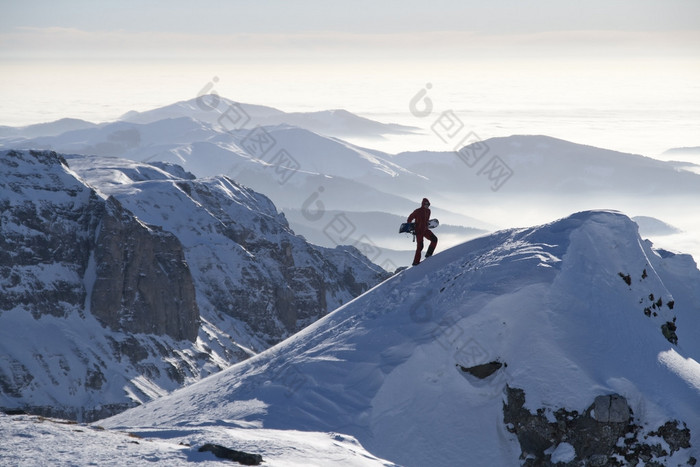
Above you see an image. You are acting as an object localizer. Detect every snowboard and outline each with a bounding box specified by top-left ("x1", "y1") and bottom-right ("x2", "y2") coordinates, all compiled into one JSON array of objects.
[{"x1": 399, "y1": 218, "x2": 439, "y2": 234}]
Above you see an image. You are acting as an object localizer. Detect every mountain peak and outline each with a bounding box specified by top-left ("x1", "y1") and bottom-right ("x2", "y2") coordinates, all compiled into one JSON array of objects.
[
  {"x1": 116, "y1": 95, "x2": 417, "y2": 138},
  {"x1": 103, "y1": 209, "x2": 700, "y2": 465}
]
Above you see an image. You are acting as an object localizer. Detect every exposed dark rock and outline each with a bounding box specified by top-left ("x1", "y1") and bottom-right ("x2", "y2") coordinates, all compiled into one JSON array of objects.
[
  {"x1": 661, "y1": 320, "x2": 678, "y2": 345},
  {"x1": 592, "y1": 394, "x2": 630, "y2": 423},
  {"x1": 0, "y1": 361, "x2": 34, "y2": 398},
  {"x1": 618, "y1": 272, "x2": 632, "y2": 286},
  {"x1": 91, "y1": 196, "x2": 199, "y2": 342},
  {"x1": 0, "y1": 151, "x2": 101, "y2": 317},
  {"x1": 650, "y1": 420, "x2": 691, "y2": 454},
  {"x1": 618, "y1": 267, "x2": 679, "y2": 344},
  {"x1": 198, "y1": 443, "x2": 263, "y2": 465},
  {"x1": 1, "y1": 403, "x2": 138, "y2": 422},
  {"x1": 108, "y1": 336, "x2": 150, "y2": 364},
  {"x1": 503, "y1": 386, "x2": 558, "y2": 459},
  {"x1": 85, "y1": 366, "x2": 106, "y2": 390},
  {"x1": 457, "y1": 360, "x2": 504, "y2": 379},
  {"x1": 503, "y1": 386, "x2": 693, "y2": 465}
]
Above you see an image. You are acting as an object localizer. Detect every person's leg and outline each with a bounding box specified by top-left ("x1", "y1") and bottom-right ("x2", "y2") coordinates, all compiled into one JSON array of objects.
[
  {"x1": 413, "y1": 236, "x2": 424, "y2": 265},
  {"x1": 425, "y1": 231, "x2": 438, "y2": 258}
]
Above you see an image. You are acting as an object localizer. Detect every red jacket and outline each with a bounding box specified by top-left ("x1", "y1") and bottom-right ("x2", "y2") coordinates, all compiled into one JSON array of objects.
[{"x1": 408, "y1": 206, "x2": 431, "y2": 236}]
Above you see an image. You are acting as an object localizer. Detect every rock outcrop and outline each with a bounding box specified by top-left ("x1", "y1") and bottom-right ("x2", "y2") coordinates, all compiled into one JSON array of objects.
[
  {"x1": 0, "y1": 150, "x2": 99, "y2": 318},
  {"x1": 0, "y1": 150, "x2": 200, "y2": 340},
  {"x1": 503, "y1": 386, "x2": 695, "y2": 466}
]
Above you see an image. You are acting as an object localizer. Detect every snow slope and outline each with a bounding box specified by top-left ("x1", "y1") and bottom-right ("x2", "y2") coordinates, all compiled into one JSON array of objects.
[
  {"x1": 0, "y1": 412, "x2": 395, "y2": 466},
  {"x1": 102, "y1": 210, "x2": 700, "y2": 466}
]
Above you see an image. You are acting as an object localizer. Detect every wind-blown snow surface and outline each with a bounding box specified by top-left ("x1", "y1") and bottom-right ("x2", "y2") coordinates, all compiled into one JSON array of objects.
[
  {"x1": 102, "y1": 210, "x2": 700, "y2": 466},
  {"x1": 0, "y1": 413, "x2": 394, "y2": 466}
]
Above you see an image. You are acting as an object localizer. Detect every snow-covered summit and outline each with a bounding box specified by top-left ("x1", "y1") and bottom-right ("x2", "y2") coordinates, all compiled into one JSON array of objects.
[
  {"x1": 103, "y1": 210, "x2": 700, "y2": 466},
  {"x1": 120, "y1": 96, "x2": 418, "y2": 138}
]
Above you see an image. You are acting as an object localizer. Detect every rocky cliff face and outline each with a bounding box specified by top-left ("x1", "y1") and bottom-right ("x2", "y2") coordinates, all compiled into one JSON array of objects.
[
  {"x1": 91, "y1": 196, "x2": 199, "y2": 341},
  {"x1": 0, "y1": 150, "x2": 199, "y2": 340},
  {"x1": 0, "y1": 150, "x2": 99, "y2": 318},
  {"x1": 0, "y1": 150, "x2": 389, "y2": 421}
]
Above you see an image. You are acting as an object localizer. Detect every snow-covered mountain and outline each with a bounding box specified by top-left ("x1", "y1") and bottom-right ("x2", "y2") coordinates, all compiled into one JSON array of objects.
[
  {"x1": 0, "y1": 118, "x2": 96, "y2": 139},
  {"x1": 119, "y1": 97, "x2": 418, "y2": 138},
  {"x1": 394, "y1": 134, "x2": 700, "y2": 196},
  {"x1": 0, "y1": 149, "x2": 388, "y2": 421},
  {"x1": 102, "y1": 210, "x2": 700, "y2": 466},
  {"x1": 3, "y1": 98, "x2": 699, "y2": 465},
  {"x1": 4, "y1": 112, "x2": 426, "y2": 200},
  {"x1": 0, "y1": 107, "x2": 438, "y2": 217},
  {"x1": 633, "y1": 215, "x2": 683, "y2": 237},
  {"x1": 63, "y1": 152, "x2": 389, "y2": 349},
  {"x1": 663, "y1": 146, "x2": 700, "y2": 158}
]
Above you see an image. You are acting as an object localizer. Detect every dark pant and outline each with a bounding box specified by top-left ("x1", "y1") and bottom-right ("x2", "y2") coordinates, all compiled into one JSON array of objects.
[{"x1": 413, "y1": 230, "x2": 438, "y2": 265}]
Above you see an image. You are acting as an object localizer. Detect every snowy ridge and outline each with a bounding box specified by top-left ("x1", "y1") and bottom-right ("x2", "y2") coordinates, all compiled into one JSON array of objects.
[{"x1": 102, "y1": 210, "x2": 700, "y2": 466}]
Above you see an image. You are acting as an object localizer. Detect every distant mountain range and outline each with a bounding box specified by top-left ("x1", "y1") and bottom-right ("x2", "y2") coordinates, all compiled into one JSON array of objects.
[
  {"x1": 4, "y1": 97, "x2": 698, "y2": 268},
  {"x1": 663, "y1": 146, "x2": 700, "y2": 157},
  {"x1": 120, "y1": 98, "x2": 419, "y2": 139}
]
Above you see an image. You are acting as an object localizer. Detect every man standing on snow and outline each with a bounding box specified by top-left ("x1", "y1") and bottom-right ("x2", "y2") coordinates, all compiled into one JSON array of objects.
[{"x1": 407, "y1": 198, "x2": 437, "y2": 266}]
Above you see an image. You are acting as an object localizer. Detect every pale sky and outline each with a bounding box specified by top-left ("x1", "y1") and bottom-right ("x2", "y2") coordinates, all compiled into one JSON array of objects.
[
  {"x1": 2, "y1": 0, "x2": 699, "y2": 60},
  {"x1": 3, "y1": 0, "x2": 699, "y2": 33}
]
